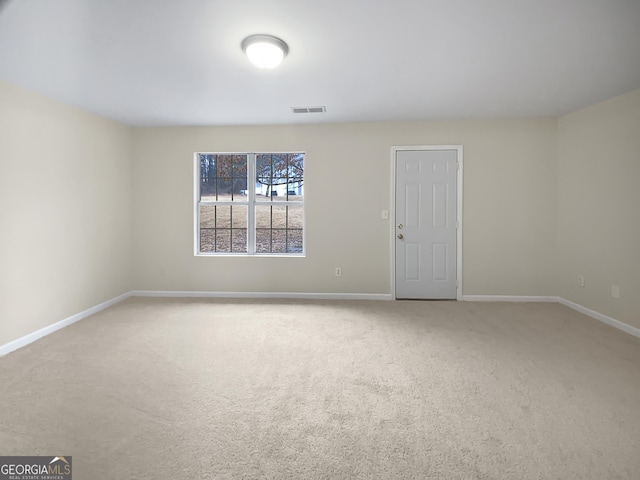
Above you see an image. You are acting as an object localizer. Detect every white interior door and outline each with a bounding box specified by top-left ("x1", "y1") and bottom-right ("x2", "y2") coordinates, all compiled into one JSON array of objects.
[{"x1": 395, "y1": 149, "x2": 458, "y2": 299}]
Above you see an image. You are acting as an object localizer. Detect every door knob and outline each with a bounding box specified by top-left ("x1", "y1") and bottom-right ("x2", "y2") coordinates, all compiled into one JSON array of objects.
[
  {"x1": 397, "y1": 233, "x2": 404, "y2": 240},
  {"x1": 397, "y1": 224, "x2": 403, "y2": 229}
]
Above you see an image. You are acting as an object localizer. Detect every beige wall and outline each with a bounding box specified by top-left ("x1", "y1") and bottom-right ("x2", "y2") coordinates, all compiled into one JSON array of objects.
[
  {"x1": 131, "y1": 119, "x2": 557, "y2": 296},
  {"x1": 0, "y1": 81, "x2": 132, "y2": 346},
  {"x1": 3, "y1": 77, "x2": 637, "y2": 347},
  {"x1": 557, "y1": 88, "x2": 640, "y2": 329}
]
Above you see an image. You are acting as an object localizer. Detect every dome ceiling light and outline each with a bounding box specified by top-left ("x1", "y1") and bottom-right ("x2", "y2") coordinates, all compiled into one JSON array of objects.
[{"x1": 241, "y1": 34, "x2": 289, "y2": 69}]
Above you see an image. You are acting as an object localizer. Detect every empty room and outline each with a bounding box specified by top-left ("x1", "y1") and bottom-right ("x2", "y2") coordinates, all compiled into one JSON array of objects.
[{"x1": 1, "y1": 0, "x2": 639, "y2": 478}]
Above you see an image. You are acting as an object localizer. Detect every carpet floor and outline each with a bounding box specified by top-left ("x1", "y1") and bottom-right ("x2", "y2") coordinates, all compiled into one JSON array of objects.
[{"x1": 1, "y1": 297, "x2": 639, "y2": 479}]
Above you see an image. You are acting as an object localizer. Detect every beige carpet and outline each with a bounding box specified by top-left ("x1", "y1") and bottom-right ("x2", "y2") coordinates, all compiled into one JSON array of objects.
[{"x1": 1, "y1": 298, "x2": 639, "y2": 479}]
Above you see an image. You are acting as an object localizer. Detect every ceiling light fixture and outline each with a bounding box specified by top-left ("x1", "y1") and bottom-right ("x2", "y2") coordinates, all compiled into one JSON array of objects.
[{"x1": 241, "y1": 34, "x2": 289, "y2": 69}]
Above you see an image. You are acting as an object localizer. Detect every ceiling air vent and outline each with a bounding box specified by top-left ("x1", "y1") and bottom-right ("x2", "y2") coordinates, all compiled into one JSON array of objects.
[{"x1": 291, "y1": 106, "x2": 326, "y2": 114}]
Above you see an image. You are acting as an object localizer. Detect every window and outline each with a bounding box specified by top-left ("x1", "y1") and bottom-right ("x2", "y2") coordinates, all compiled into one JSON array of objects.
[{"x1": 195, "y1": 152, "x2": 304, "y2": 255}]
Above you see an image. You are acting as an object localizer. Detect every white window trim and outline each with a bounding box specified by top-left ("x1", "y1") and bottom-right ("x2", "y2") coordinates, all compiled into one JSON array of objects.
[{"x1": 193, "y1": 152, "x2": 306, "y2": 257}]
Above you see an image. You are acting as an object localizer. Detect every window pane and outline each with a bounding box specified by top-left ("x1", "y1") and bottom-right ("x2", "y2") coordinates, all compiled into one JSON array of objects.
[
  {"x1": 232, "y1": 206, "x2": 247, "y2": 228},
  {"x1": 256, "y1": 228, "x2": 287, "y2": 254},
  {"x1": 200, "y1": 205, "x2": 216, "y2": 228},
  {"x1": 287, "y1": 229, "x2": 303, "y2": 253},
  {"x1": 232, "y1": 229, "x2": 247, "y2": 252},
  {"x1": 286, "y1": 186, "x2": 304, "y2": 202},
  {"x1": 256, "y1": 153, "x2": 304, "y2": 202},
  {"x1": 255, "y1": 205, "x2": 270, "y2": 228},
  {"x1": 254, "y1": 204, "x2": 303, "y2": 254},
  {"x1": 199, "y1": 205, "x2": 247, "y2": 253},
  {"x1": 287, "y1": 205, "x2": 303, "y2": 253},
  {"x1": 199, "y1": 154, "x2": 216, "y2": 201},
  {"x1": 272, "y1": 205, "x2": 287, "y2": 228},
  {"x1": 255, "y1": 229, "x2": 271, "y2": 253},
  {"x1": 200, "y1": 229, "x2": 215, "y2": 253},
  {"x1": 215, "y1": 230, "x2": 232, "y2": 253},
  {"x1": 199, "y1": 154, "x2": 248, "y2": 202},
  {"x1": 256, "y1": 205, "x2": 286, "y2": 228},
  {"x1": 287, "y1": 205, "x2": 303, "y2": 229},
  {"x1": 216, "y1": 206, "x2": 230, "y2": 228},
  {"x1": 270, "y1": 230, "x2": 287, "y2": 254}
]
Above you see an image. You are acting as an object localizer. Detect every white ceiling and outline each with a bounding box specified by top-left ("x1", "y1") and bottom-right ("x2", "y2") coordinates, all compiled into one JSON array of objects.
[{"x1": 1, "y1": 0, "x2": 639, "y2": 127}]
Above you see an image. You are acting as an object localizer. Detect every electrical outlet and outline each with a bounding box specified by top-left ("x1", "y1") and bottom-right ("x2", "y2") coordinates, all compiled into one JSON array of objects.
[
  {"x1": 578, "y1": 275, "x2": 585, "y2": 287},
  {"x1": 335, "y1": 267, "x2": 342, "y2": 277},
  {"x1": 611, "y1": 285, "x2": 620, "y2": 299}
]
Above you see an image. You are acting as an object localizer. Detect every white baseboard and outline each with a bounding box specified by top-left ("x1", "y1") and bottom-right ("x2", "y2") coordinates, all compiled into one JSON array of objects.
[
  {"x1": 129, "y1": 290, "x2": 393, "y2": 301},
  {"x1": 0, "y1": 291, "x2": 132, "y2": 357},
  {"x1": 462, "y1": 295, "x2": 560, "y2": 302},
  {"x1": 557, "y1": 297, "x2": 640, "y2": 339},
  {"x1": 3, "y1": 291, "x2": 637, "y2": 357},
  {"x1": 462, "y1": 294, "x2": 640, "y2": 339}
]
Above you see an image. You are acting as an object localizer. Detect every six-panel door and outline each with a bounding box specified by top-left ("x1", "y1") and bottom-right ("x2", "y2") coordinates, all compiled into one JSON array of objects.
[{"x1": 395, "y1": 149, "x2": 457, "y2": 299}]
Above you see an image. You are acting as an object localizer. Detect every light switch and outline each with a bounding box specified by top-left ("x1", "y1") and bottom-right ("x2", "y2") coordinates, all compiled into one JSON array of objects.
[{"x1": 381, "y1": 210, "x2": 389, "y2": 219}]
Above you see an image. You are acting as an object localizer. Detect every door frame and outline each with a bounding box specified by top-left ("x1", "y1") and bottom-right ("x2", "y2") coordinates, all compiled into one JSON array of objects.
[{"x1": 390, "y1": 145, "x2": 464, "y2": 300}]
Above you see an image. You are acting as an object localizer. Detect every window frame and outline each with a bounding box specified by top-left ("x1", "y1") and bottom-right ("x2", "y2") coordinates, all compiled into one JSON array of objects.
[{"x1": 194, "y1": 151, "x2": 305, "y2": 257}]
